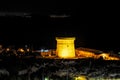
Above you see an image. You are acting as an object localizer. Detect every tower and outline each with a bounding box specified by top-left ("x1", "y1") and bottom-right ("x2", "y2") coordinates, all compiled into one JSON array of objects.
[{"x1": 56, "y1": 37, "x2": 76, "y2": 58}]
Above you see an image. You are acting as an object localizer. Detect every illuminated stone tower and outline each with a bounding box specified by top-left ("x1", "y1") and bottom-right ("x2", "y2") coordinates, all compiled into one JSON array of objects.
[{"x1": 56, "y1": 37, "x2": 76, "y2": 58}]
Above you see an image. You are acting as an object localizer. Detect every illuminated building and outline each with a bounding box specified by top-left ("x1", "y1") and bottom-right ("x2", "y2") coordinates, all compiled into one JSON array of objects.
[
  {"x1": 56, "y1": 37, "x2": 76, "y2": 58},
  {"x1": 38, "y1": 37, "x2": 120, "y2": 60}
]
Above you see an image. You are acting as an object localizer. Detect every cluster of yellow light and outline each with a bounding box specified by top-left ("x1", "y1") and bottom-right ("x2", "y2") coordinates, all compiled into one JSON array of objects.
[
  {"x1": 107, "y1": 56, "x2": 120, "y2": 60},
  {"x1": 17, "y1": 48, "x2": 25, "y2": 53},
  {"x1": 99, "y1": 53, "x2": 120, "y2": 60},
  {"x1": 26, "y1": 49, "x2": 30, "y2": 52},
  {"x1": 99, "y1": 53, "x2": 109, "y2": 59},
  {"x1": 6, "y1": 48, "x2": 10, "y2": 51},
  {"x1": 56, "y1": 37, "x2": 75, "y2": 58},
  {"x1": 75, "y1": 75, "x2": 87, "y2": 80},
  {"x1": 75, "y1": 50, "x2": 120, "y2": 60},
  {"x1": 76, "y1": 50, "x2": 95, "y2": 58}
]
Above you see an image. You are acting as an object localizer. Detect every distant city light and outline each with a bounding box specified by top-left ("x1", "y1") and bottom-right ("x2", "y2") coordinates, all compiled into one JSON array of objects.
[
  {"x1": 34, "y1": 49, "x2": 49, "y2": 52},
  {"x1": 40, "y1": 49, "x2": 44, "y2": 52},
  {"x1": 49, "y1": 14, "x2": 70, "y2": 18},
  {"x1": 45, "y1": 77, "x2": 49, "y2": 80},
  {"x1": 0, "y1": 12, "x2": 31, "y2": 17},
  {"x1": 118, "y1": 52, "x2": 120, "y2": 54}
]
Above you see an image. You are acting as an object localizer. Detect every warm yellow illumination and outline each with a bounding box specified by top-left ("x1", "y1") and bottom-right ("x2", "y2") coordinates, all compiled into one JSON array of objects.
[
  {"x1": 26, "y1": 49, "x2": 30, "y2": 52},
  {"x1": 75, "y1": 76, "x2": 87, "y2": 80},
  {"x1": 56, "y1": 37, "x2": 75, "y2": 58},
  {"x1": 99, "y1": 53, "x2": 109, "y2": 59},
  {"x1": 18, "y1": 48, "x2": 25, "y2": 53},
  {"x1": 6, "y1": 48, "x2": 10, "y2": 51}
]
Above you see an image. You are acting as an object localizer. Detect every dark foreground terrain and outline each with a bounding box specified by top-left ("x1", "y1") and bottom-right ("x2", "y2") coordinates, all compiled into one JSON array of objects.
[{"x1": 0, "y1": 56, "x2": 120, "y2": 80}]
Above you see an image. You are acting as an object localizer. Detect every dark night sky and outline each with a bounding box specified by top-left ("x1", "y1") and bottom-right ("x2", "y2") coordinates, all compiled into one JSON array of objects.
[{"x1": 0, "y1": 3, "x2": 120, "y2": 51}]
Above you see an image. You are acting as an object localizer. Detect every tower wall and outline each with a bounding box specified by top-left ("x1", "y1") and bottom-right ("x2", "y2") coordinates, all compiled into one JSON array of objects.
[{"x1": 56, "y1": 37, "x2": 75, "y2": 58}]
